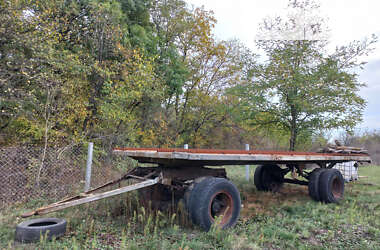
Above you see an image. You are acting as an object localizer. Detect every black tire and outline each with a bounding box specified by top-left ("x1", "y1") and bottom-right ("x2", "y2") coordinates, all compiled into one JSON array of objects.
[
  {"x1": 319, "y1": 169, "x2": 345, "y2": 203},
  {"x1": 308, "y1": 168, "x2": 325, "y2": 201},
  {"x1": 254, "y1": 165, "x2": 265, "y2": 191},
  {"x1": 254, "y1": 165, "x2": 284, "y2": 192},
  {"x1": 186, "y1": 177, "x2": 241, "y2": 231},
  {"x1": 15, "y1": 218, "x2": 66, "y2": 243}
]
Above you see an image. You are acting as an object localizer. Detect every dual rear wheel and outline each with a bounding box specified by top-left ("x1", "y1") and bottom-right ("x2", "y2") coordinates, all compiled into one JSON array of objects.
[
  {"x1": 253, "y1": 164, "x2": 345, "y2": 204},
  {"x1": 308, "y1": 168, "x2": 345, "y2": 203}
]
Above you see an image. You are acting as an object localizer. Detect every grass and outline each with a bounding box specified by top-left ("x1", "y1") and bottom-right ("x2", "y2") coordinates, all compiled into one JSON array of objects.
[{"x1": 1, "y1": 165, "x2": 380, "y2": 249}]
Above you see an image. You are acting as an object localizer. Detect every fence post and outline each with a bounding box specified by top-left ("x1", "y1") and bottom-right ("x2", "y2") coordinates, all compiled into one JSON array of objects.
[
  {"x1": 84, "y1": 142, "x2": 93, "y2": 192},
  {"x1": 245, "y1": 144, "x2": 250, "y2": 181},
  {"x1": 184, "y1": 144, "x2": 189, "y2": 149}
]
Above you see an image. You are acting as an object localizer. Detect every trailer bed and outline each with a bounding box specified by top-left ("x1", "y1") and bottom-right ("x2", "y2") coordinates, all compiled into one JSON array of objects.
[{"x1": 114, "y1": 147, "x2": 371, "y2": 167}]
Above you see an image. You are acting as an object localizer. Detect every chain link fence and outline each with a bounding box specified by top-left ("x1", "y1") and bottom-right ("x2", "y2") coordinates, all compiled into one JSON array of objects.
[{"x1": 0, "y1": 143, "x2": 132, "y2": 209}]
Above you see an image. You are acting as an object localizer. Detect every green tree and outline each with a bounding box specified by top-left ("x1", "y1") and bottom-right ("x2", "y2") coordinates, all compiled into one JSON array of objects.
[
  {"x1": 0, "y1": 0, "x2": 86, "y2": 144},
  {"x1": 0, "y1": 0, "x2": 164, "y2": 147},
  {"x1": 232, "y1": 0, "x2": 377, "y2": 151}
]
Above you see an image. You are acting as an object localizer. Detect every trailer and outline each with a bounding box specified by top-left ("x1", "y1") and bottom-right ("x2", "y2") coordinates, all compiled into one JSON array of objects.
[{"x1": 22, "y1": 147, "x2": 371, "y2": 231}]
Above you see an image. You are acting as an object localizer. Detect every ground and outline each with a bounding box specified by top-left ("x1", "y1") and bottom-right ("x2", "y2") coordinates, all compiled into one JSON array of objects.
[{"x1": 1, "y1": 165, "x2": 379, "y2": 249}]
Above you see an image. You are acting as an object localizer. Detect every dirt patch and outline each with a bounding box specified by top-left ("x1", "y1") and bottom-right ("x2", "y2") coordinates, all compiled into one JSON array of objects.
[
  {"x1": 240, "y1": 184, "x2": 310, "y2": 219},
  {"x1": 305, "y1": 234, "x2": 323, "y2": 246},
  {"x1": 97, "y1": 232, "x2": 121, "y2": 247}
]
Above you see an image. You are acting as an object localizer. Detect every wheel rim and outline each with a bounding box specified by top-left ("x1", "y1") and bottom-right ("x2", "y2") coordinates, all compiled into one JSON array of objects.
[
  {"x1": 208, "y1": 191, "x2": 233, "y2": 227},
  {"x1": 332, "y1": 176, "x2": 343, "y2": 199}
]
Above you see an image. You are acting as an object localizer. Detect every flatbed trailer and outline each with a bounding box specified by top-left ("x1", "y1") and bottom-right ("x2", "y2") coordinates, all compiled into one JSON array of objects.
[
  {"x1": 113, "y1": 147, "x2": 370, "y2": 167},
  {"x1": 23, "y1": 147, "x2": 371, "y2": 231}
]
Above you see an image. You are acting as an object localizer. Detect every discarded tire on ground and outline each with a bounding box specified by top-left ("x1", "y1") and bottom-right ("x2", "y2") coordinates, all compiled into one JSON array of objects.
[
  {"x1": 308, "y1": 168, "x2": 325, "y2": 201},
  {"x1": 186, "y1": 177, "x2": 241, "y2": 231},
  {"x1": 254, "y1": 165, "x2": 284, "y2": 192},
  {"x1": 319, "y1": 169, "x2": 345, "y2": 203},
  {"x1": 15, "y1": 218, "x2": 66, "y2": 243}
]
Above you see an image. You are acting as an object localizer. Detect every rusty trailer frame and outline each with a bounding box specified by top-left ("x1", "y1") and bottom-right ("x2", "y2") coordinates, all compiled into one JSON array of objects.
[{"x1": 22, "y1": 147, "x2": 371, "y2": 230}]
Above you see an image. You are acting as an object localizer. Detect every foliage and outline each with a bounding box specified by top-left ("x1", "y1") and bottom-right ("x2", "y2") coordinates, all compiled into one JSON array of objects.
[
  {"x1": 0, "y1": 0, "x2": 256, "y2": 149},
  {"x1": 0, "y1": 0, "x2": 376, "y2": 152},
  {"x1": 230, "y1": 0, "x2": 377, "y2": 151}
]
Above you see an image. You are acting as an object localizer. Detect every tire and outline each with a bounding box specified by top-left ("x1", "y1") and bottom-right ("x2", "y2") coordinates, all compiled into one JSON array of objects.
[
  {"x1": 254, "y1": 165, "x2": 284, "y2": 192},
  {"x1": 15, "y1": 218, "x2": 66, "y2": 243},
  {"x1": 308, "y1": 168, "x2": 325, "y2": 201},
  {"x1": 319, "y1": 169, "x2": 345, "y2": 203},
  {"x1": 254, "y1": 165, "x2": 265, "y2": 191},
  {"x1": 186, "y1": 177, "x2": 241, "y2": 231}
]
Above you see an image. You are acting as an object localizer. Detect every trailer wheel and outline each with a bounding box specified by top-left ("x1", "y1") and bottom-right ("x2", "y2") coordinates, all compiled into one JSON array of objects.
[
  {"x1": 254, "y1": 165, "x2": 284, "y2": 192},
  {"x1": 308, "y1": 168, "x2": 325, "y2": 201},
  {"x1": 15, "y1": 218, "x2": 66, "y2": 243},
  {"x1": 186, "y1": 177, "x2": 241, "y2": 231},
  {"x1": 319, "y1": 169, "x2": 344, "y2": 203},
  {"x1": 254, "y1": 165, "x2": 265, "y2": 191}
]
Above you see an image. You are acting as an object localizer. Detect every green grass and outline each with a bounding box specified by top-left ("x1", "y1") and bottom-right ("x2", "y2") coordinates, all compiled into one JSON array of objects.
[{"x1": 1, "y1": 166, "x2": 380, "y2": 249}]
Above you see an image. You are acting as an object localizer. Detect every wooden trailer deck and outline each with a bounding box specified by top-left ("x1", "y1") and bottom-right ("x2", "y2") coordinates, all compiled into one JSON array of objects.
[{"x1": 113, "y1": 147, "x2": 371, "y2": 167}]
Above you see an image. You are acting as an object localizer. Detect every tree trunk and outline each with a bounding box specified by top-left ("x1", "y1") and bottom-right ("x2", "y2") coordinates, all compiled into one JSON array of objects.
[
  {"x1": 37, "y1": 87, "x2": 51, "y2": 187},
  {"x1": 289, "y1": 127, "x2": 297, "y2": 151},
  {"x1": 289, "y1": 107, "x2": 297, "y2": 151}
]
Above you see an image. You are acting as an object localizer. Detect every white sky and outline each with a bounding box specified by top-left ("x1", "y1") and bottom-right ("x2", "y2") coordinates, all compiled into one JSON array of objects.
[{"x1": 186, "y1": 0, "x2": 380, "y2": 132}]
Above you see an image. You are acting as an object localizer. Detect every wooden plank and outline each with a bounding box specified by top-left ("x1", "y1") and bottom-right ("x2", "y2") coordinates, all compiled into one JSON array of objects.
[{"x1": 22, "y1": 177, "x2": 159, "y2": 217}]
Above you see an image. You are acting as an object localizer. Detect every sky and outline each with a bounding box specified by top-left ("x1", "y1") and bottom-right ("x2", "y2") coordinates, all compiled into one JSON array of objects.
[{"x1": 186, "y1": 0, "x2": 380, "y2": 132}]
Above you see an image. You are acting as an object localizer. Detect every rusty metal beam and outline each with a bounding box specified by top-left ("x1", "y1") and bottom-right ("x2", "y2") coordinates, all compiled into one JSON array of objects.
[
  {"x1": 22, "y1": 177, "x2": 160, "y2": 218},
  {"x1": 283, "y1": 178, "x2": 308, "y2": 186}
]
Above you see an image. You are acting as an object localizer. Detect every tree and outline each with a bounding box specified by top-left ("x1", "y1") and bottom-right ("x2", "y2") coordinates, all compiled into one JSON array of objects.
[
  {"x1": 232, "y1": 0, "x2": 377, "y2": 151},
  {"x1": 151, "y1": 4, "x2": 254, "y2": 146},
  {"x1": 0, "y1": 0, "x2": 87, "y2": 144},
  {"x1": 0, "y1": 0, "x2": 165, "y2": 147}
]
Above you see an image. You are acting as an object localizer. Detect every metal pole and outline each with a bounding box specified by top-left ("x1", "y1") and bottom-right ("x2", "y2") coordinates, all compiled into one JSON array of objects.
[
  {"x1": 245, "y1": 144, "x2": 250, "y2": 181},
  {"x1": 184, "y1": 144, "x2": 189, "y2": 149},
  {"x1": 84, "y1": 142, "x2": 93, "y2": 192}
]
